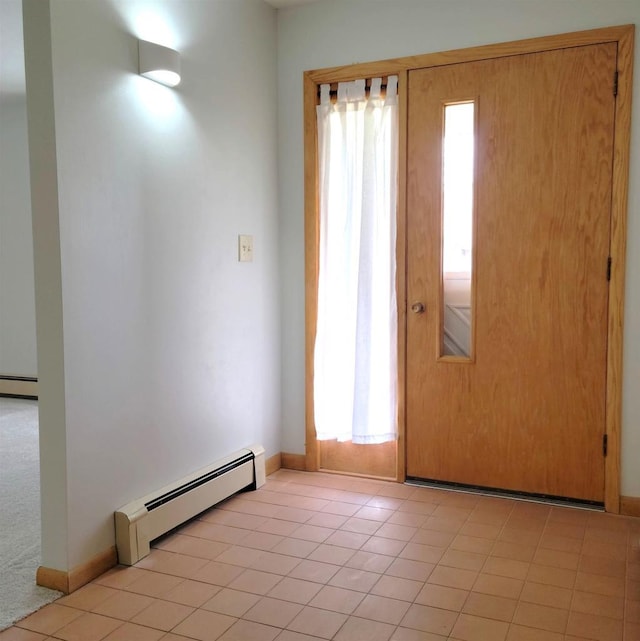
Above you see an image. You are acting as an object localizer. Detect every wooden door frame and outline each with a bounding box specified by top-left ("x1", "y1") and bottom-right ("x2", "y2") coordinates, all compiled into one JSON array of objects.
[{"x1": 303, "y1": 25, "x2": 634, "y2": 512}]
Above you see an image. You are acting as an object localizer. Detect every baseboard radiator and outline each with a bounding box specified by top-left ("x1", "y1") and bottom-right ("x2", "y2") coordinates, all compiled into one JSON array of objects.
[
  {"x1": 115, "y1": 444, "x2": 266, "y2": 565},
  {"x1": 0, "y1": 375, "x2": 38, "y2": 399}
]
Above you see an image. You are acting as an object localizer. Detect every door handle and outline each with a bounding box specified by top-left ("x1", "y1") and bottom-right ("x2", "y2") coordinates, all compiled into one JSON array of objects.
[{"x1": 411, "y1": 302, "x2": 426, "y2": 314}]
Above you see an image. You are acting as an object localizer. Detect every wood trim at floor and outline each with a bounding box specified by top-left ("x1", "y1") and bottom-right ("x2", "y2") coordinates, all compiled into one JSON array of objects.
[
  {"x1": 620, "y1": 496, "x2": 640, "y2": 518},
  {"x1": 37, "y1": 546, "x2": 117, "y2": 594},
  {"x1": 281, "y1": 452, "x2": 307, "y2": 471},
  {"x1": 0, "y1": 377, "x2": 38, "y2": 398},
  {"x1": 319, "y1": 440, "x2": 397, "y2": 480},
  {"x1": 265, "y1": 452, "x2": 282, "y2": 477}
]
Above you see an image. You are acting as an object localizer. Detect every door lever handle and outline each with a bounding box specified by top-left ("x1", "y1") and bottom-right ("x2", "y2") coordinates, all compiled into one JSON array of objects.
[{"x1": 411, "y1": 302, "x2": 426, "y2": 314}]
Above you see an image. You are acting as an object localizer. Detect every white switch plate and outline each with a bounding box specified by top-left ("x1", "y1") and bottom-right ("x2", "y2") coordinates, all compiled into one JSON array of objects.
[{"x1": 238, "y1": 234, "x2": 253, "y2": 262}]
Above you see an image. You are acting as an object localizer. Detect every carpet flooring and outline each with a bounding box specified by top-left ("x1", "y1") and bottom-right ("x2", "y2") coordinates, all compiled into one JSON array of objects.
[{"x1": 0, "y1": 397, "x2": 62, "y2": 630}]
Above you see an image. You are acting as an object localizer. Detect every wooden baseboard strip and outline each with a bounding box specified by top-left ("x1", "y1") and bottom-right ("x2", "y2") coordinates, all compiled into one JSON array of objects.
[
  {"x1": 37, "y1": 546, "x2": 117, "y2": 594},
  {"x1": 620, "y1": 496, "x2": 640, "y2": 518},
  {"x1": 281, "y1": 452, "x2": 307, "y2": 471},
  {"x1": 0, "y1": 377, "x2": 38, "y2": 398},
  {"x1": 35, "y1": 566, "x2": 69, "y2": 594},
  {"x1": 265, "y1": 452, "x2": 282, "y2": 476}
]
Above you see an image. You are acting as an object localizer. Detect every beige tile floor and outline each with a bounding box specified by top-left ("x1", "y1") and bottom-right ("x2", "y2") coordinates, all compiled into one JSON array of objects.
[{"x1": 2, "y1": 469, "x2": 640, "y2": 641}]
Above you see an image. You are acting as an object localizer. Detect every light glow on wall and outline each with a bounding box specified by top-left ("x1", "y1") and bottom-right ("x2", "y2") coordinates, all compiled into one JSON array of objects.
[
  {"x1": 128, "y1": 8, "x2": 179, "y2": 51},
  {"x1": 131, "y1": 74, "x2": 181, "y2": 119}
]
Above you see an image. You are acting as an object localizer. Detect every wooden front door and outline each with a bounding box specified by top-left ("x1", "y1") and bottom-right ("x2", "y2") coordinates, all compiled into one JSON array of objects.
[{"x1": 406, "y1": 43, "x2": 617, "y2": 502}]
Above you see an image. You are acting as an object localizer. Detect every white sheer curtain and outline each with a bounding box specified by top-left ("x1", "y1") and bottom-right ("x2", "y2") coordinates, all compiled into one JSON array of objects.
[{"x1": 314, "y1": 76, "x2": 398, "y2": 444}]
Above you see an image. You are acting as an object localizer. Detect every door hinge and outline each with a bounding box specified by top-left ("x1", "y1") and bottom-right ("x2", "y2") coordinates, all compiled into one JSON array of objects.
[
  {"x1": 603, "y1": 434, "x2": 608, "y2": 457},
  {"x1": 607, "y1": 256, "x2": 612, "y2": 281},
  {"x1": 614, "y1": 71, "x2": 619, "y2": 97}
]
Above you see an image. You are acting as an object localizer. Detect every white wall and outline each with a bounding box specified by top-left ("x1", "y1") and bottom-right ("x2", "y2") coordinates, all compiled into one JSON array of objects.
[
  {"x1": 0, "y1": 0, "x2": 37, "y2": 378},
  {"x1": 24, "y1": 0, "x2": 279, "y2": 571},
  {"x1": 0, "y1": 95, "x2": 37, "y2": 377},
  {"x1": 277, "y1": 0, "x2": 640, "y2": 494}
]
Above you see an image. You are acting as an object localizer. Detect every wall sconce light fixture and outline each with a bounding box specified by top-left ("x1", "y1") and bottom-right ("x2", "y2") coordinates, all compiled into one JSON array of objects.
[{"x1": 138, "y1": 39, "x2": 181, "y2": 87}]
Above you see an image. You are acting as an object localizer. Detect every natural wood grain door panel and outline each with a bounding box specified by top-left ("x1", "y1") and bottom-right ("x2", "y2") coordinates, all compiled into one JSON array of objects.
[{"x1": 406, "y1": 44, "x2": 617, "y2": 501}]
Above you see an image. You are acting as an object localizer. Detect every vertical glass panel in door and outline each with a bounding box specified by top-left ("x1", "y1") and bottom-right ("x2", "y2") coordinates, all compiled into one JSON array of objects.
[{"x1": 442, "y1": 102, "x2": 474, "y2": 358}]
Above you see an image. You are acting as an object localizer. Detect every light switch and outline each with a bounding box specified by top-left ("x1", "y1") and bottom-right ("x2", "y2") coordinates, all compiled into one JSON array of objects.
[{"x1": 238, "y1": 234, "x2": 253, "y2": 262}]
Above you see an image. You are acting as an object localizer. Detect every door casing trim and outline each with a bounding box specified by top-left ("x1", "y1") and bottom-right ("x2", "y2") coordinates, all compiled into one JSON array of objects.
[{"x1": 303, "y1": 24, "x2": 634, "y2": 512}]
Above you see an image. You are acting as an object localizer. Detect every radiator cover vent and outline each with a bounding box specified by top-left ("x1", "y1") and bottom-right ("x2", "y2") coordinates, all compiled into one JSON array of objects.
[{"x1": 114, "y1": 444, "x2": 265, "y2": 565}]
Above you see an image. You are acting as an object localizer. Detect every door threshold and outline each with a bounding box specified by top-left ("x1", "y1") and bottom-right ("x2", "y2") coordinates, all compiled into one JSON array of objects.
[{"x1": 405, "y1": 477, "x2": 604, "y2": 511}]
